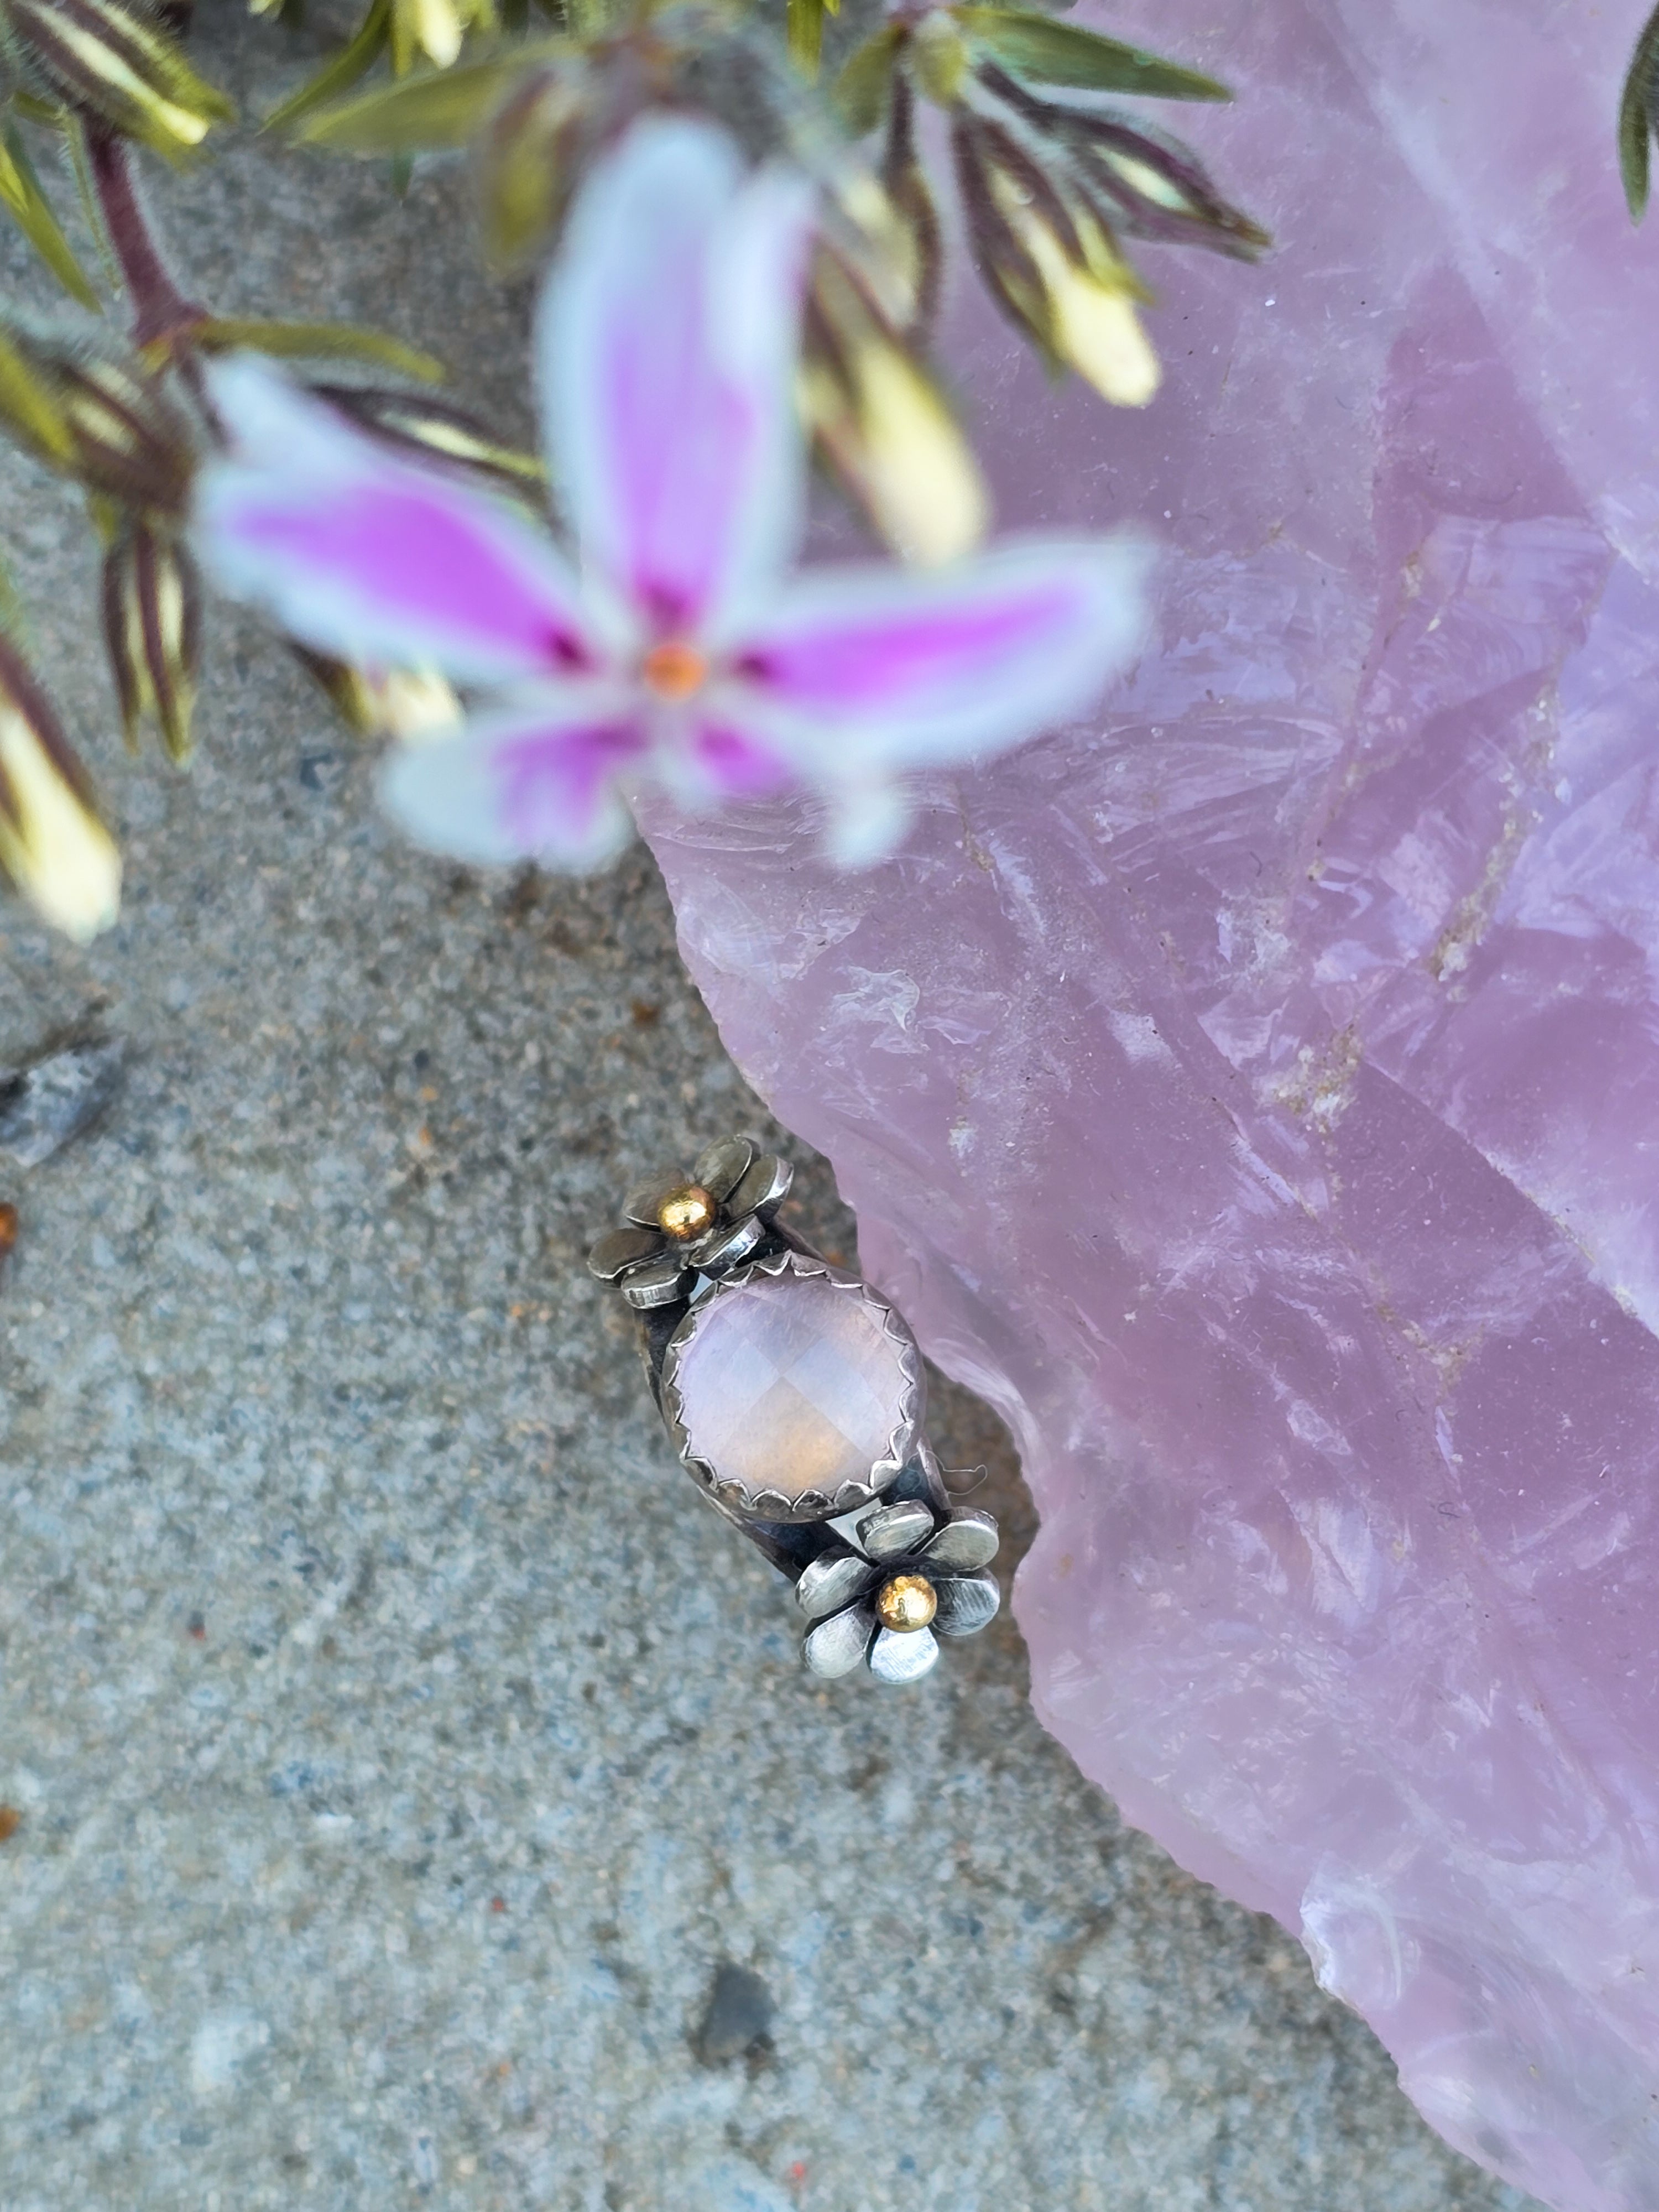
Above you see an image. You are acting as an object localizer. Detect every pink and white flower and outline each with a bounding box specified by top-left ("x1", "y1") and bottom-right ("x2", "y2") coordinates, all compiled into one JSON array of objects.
[{"x1": 196, "y1": 117, "x2": 1151, "y2": 870}]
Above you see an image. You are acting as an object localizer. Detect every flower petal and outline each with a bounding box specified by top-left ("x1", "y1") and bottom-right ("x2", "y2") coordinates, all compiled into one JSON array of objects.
[
  {"x1": 822, "y1": 779, "x2": 914, "y2": 869},
  {"x1": 803, "y1": 1602, "x2": 875, "y2": 1678},
  {"x1": 691, "y1": 1134, "x2": 754, "y2": 1199},
  {"x1": 586, "y1": 1224, "x2": 666, "y2": 1281},
  {"x1": 380, "y1": 701, "x2": 645, "y2": 872},
  {"x1": 685, "y1": 1211, "x2": 768, "y2": 1277},
  {"x1": 673, "y1": 716, "x2": 799, "y2": 806},
  {"x1": 868, "y1": 1624, "x2": 940, "y2": 1683},
  {"x1": 618, "y1": 1256, "x2": 695, "y2": 1312},
  {"x1": 734, "y1": 534, "x2": 1153, "y2": 768},
  {"x1": 855, "y1": 1497, "x2": 937, "y2": 1562},
  {"x1": 539, "y1": 117, "x2": 813, "y2": 638},
  {"x1": 795, "y1": 1550, "x2": 880, "y2": 1623},
  {"x1": 197, "y1": 357, "x2": 595, "y2": 686},
  {"x1": 919, "y1": 1509, "x2": 1000, "y2": 1573},
  {"x1": 725, "y1": 1150, "x2": 791, "y2": 1219},
  {"x1": 931, "y1": 1571, "x2": 1001, "y2": 1639}
]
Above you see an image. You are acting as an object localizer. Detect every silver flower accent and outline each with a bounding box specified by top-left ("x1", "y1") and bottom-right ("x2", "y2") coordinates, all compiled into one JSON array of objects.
[
  {"x1": 796, "y1": 1497, "x2": 1000, "y2": 1684},
  {"x1": 586, "y1": 1134, "x2": 792, "y2": 1308}
]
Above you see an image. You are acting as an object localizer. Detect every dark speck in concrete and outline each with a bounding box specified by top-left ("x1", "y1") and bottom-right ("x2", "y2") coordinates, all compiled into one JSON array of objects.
[{"x1": 695, "y1": 1965, "x2": 775, "y2": 2067}]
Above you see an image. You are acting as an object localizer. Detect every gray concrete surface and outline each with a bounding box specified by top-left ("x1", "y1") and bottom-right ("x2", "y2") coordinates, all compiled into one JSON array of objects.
[{"x1": 0, "y1": 13, "x2": 1542, "y2": 2210}]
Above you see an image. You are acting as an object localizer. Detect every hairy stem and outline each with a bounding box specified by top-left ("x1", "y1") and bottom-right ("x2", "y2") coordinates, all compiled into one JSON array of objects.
[{"x1": 85, "y1": 129, "x2": 204, "y2": 351}]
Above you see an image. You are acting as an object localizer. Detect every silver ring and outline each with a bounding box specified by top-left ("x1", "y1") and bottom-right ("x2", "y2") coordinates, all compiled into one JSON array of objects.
[{"x1": 587, "y1": 1136, "x2": 1001, "y2": 1684}]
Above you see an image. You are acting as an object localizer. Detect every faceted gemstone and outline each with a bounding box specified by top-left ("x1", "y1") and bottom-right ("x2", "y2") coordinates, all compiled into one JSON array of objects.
[
  {"x1": 641, "y1": 2, "x2": 1659, "y2": 2203},
  {"x1": 672, "y1": 1271, "x2": 910, "y2": 1502}
]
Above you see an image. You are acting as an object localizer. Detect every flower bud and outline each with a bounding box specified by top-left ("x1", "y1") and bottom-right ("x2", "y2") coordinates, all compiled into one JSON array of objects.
[
  {"x1": 911, "y1": 8, "x2": 969, "y2": 103},
  {"x1": 976, "y1": 65, "x2": 1269, "y2": 263},
  {"x1": 293, "y1": 648, "x2": 462, "y2": 743},
  {"x1": 954, "y1": 116, "x2": 1161, "y2": 408},
  {"x1": 879, "y1": 76, "x2": 942, "y2": 338},
  {"x1": 390, "y1": 0, "x2": 491, "y2": 74},
  {"x1": 0, "y1": 639, "x2": 120, "y2": 943},
  {"x1": 50, "y1": 344, "x2": 196, "y2": 512},
  {"x1": 1013, "y1": 201, "x2": 1160, "y2": 407},
  {"x1": 477, "y1": 61, "x2": 586, "y2": 268},
  {"x1": 0, "y1": 329, "x2": 196, "y2": 510},
  {"x1": 802, "y1": 247, "x2": 986, "y2": 566},
  {"x1": 1075, "y1": 127, "x2": 1267, "y2": 258},
  {"x1": 101, "y1": 519, "x2": 201, "y2": 761},
  {"x1": 0, "y1": 0, "x2": 234, "y2": 157},
  {"x1": 307, "y1": 383, "x2": 541, "y2": 493}
]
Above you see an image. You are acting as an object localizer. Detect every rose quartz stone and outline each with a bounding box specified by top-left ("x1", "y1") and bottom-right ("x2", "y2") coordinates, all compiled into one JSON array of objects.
[
  {"x1": 639, "y1": 3, "x2": 1659, "y2": 2205},
  {"x1": 672, "y1": 1272, "x2": 909, "y2": 1500}
]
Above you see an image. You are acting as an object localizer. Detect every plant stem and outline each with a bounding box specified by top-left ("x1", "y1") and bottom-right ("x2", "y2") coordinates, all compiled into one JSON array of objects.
[{"x1": 85, "y1": 128, "x2": 205, "y2": 351}]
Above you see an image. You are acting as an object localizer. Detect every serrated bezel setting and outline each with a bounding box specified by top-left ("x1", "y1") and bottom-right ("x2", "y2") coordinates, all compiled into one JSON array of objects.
[{"x1": 660, "y1": 1245, "x2": 925, "y2": 1525}]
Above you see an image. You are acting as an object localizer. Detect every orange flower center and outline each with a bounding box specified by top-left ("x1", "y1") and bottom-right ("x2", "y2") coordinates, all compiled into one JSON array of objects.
[{"x1": 641, "y1": 639, "x2": 708, "y2": 701}]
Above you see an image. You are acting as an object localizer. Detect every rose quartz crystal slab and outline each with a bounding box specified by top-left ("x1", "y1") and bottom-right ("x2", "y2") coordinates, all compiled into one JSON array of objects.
[{"x1": 641, "y1": 4, "x2": 1659, "y2": 2204}]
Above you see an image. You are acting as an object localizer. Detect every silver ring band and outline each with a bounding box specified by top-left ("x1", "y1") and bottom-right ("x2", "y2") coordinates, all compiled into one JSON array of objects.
[{"x1": 588, "y1": 1136, "x2": 1001, "y2": 1684}]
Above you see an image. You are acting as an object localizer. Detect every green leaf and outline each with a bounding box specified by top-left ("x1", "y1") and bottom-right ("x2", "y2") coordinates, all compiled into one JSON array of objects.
[
  {"x1": 293, "y1": 42, "x2": 559, "y2": 150},
  {"x1": 0, "y1": 124, "x2": 99, "y2": 309},
  {"x1": 261, "y1": 0, "x2": 391, "y2": 136},
  {"x1": 833, "y1": 24, "x2": 903, "y2": 137},
  {"x1": 957, "y1": 8, "x2": 1230, "y2": 101},
  {"x1": 190, "y1": 317, "x2": 447, "y2": 384},
  {"x1": 1620, "y1": 2, "x2": 1659, "y2": 221}
]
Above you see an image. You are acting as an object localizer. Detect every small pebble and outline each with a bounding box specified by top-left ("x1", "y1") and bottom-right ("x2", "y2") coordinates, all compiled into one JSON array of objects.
[
  {"x1": 0, "y1": 1037, "x2": 125, "y2": 1170},
  {"x1": 692, "y1": 1963, "x2": 774, "y2": 2066}
]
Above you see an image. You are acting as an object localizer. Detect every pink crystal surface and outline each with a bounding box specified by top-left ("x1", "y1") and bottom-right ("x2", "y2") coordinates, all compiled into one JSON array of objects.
[{"x1": 641, "y1": 5, "x2": 1659, "y2": 2204}]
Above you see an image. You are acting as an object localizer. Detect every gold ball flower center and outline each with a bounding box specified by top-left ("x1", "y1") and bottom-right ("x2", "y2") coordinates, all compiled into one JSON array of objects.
[
  {"x1": 658, "y1": 1183, "x2": 717, "y2": 1241},
  {"x1": 875, "y1": 1573, "x2": 937, "y2": 1633},
  {"x1": 642, "y1": 640, "x2": 708, "y2": 701}
]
